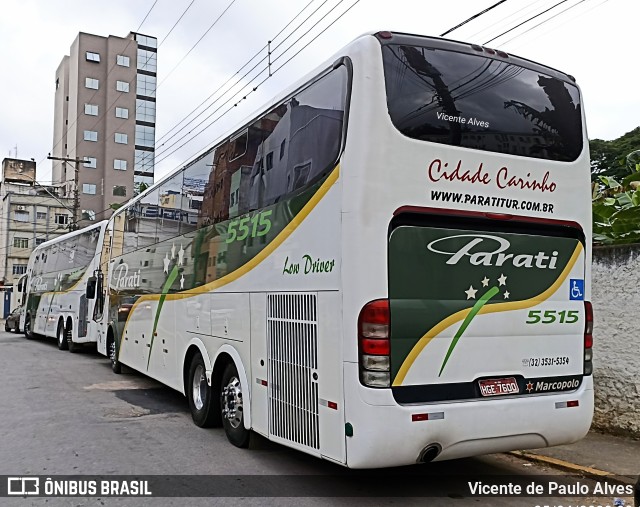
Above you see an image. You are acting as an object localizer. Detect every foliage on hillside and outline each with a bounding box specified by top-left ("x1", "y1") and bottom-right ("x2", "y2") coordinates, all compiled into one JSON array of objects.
[
  {"x1": 590, "y1": 127, "x2": 640, "y2": 180},
  {"x1": 590, "y1": 127, "x2": 640, "y2": 245}
]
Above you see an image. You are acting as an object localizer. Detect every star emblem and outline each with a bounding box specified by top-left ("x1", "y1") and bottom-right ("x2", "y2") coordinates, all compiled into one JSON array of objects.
[
  {"x1": 180, "y1": 274, "x2": 185, "y2": 290},
  {"x1": 526, "y1": 382, "x2": 534, "y2": 393},
  {"x1": 498, "y1": 273, "x2": 507, "y2": 286},
  {"x1": 481, "y1": 276, "x2": 489, "y2": 287},
  {"x1": 171, "y1": 242, "x2": 176, "y2": 259},
  {"x1": 503, "y1": 290, "x2": 510, "y2": 299},
  {"x1": 178, "y1": 244, "x2": 185, "y2": 266},
  {"x1": 163, "y1": 253, "x2": 170, "y2": 274},
  {"x1": 464, "y1": 285, "x2": 478, "y2": 300}
]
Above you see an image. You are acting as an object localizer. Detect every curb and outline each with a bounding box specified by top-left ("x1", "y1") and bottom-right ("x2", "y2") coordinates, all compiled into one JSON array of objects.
[{"x1": 509, "y1": 450, "x2": 636, "y2": 486}]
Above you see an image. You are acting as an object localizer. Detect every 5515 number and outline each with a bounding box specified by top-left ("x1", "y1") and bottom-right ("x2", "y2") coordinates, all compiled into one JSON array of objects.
[
  {"x1": 526, "y1": 309, "x2": 579, "y2": 324},
  {"x1": 226, "y1": 210, "x2": 273, "y2": 244}
]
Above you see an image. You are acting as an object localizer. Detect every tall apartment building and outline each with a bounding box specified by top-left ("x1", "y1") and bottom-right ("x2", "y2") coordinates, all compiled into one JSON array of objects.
[{"x1": 51, "y1": 31, "x2": 157, "y2": 226}]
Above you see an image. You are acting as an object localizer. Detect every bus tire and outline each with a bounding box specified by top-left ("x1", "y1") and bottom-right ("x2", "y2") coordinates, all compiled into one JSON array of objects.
[
  {"x1": 24, "y1": 315, "x2": 34, "y2": 339},
  {"x1": 108, "y1": 335, "x2": 122, "y2": 374},
  {"x1": 220, "y1": 362, "x2": 250, "y2": 448},
  {"x1": 4, "y1": 322, "x2": 10, "y2": 332},
  {"x1": 57, "y1": 321, "x2": 68, "y2": 350},
  {"x1": 67, "y1": 333, "x2": 79, "y2": 354},
  {"x1": 187, "y1": 352, "x2": 217, "y2": 428}
]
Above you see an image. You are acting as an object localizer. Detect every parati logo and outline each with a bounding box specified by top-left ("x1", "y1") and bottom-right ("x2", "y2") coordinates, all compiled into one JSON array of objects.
[
  {"x1": 426, "y1": 234, "x2": 559, "y2": 269},
  {"x1": 30, "y1": 276, "x2": 48, "y2": 292},
  {"x1": 111, "y1": 263, "x2": 141, "y2": 290}
]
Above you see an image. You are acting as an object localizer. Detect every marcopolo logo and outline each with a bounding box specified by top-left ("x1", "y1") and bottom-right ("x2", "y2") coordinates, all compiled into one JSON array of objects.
[
  {"x1": 426, "y1": 234, "x2": 559, "y2": 269},
  {"x1": 111, "y1": 263, "x2": 141, "y2": 290}
]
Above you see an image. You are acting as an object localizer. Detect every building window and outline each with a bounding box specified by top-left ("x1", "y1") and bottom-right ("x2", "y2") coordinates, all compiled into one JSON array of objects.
[
  {"x1": 54, "y1": 214, "x2": 69, "y2": 225},
  {"x1": 136, "y1": 74, "x2": 156, "y2": 97},
  {"x1": 136, "y1": 35, "x2": 157, "y2": 48},
  {"x1": 115, "y1": 107, "x2": 129, "y2": 119},
  {"x1": 266, "y1": 152, "x2": 274, "y2": 171},
  {"x1": 135, "y1": 125, "x2": 155, "y2": 147},
  {"x1": 82, "y1": 184, "x2": 96, "y2": 195},
  {"x1": 84, "y1": 130, "x2": 98, "y2": 142},
  {"x1": 113, "y1": 186, "x2": 127, "y2": 197},
  {"x1": 36, "y1": 212, "x2": 47, "y2": 220},
  {"x1": 116, "y1": 54, "x2": 130, "y2": 67},
  {"x1": 85, "y1": 77, "x2": 99, "y2": 89},
  {"x1": 35, "y1": 237, "x2": 46, "y2": 246},
  {"x1": 137, "y1": 48, "x2": 157, "y2": 73},
  {"x1": 116, "y1": 80, "x2": 130, "y2": 92},
  {"x1": 114, "y1": 159, "x2": 127, "y2": 171},
  {"x1": 280, "y1": 139, "x2": 286, "y2": 160},
  {"x1": 84, "y1": 104, "x2": 98, "y2": 116},
  {"x1": 86, "y1": 51, "x2": 100, "y2": 62},
  {"x1": 134, "y1": 149, "x2": 155, "y2": 173},
  {"x1": 115, "y1": 133, "x2": 128, "y2": 144},
  {"x1": 13, "y1": 237, "x2": 29, "y2": 248},
  {"x1": 14, "y1": 209, "x2": 29, "y2": 222},
  {"x1": 135, "y1": 99, "x2": 156, "y2": 123},
  {"x1": 82, "y1": 209, "x2": 96, "y2": 221},
  {"x1": 83, "y1": 157, "x2": 97, "y2": 168},
  {"x1": 13, "y1": 264, "x2": 28, "y2": 275}
]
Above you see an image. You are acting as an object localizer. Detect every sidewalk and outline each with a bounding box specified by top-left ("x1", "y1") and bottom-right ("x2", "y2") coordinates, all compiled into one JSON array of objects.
[{"x1": 511, "y1": 431, "x2": 640, "y2": 484}]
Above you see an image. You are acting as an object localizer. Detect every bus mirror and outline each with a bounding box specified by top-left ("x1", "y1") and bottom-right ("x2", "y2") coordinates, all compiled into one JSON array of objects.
[{"x1": 86, "y1": 277, "x2": 97, "y2": 299}]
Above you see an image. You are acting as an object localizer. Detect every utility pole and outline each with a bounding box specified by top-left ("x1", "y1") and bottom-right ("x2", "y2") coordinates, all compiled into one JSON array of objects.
[{"x1": 47, "y1": 155, "x2": 82, "y2": 230}]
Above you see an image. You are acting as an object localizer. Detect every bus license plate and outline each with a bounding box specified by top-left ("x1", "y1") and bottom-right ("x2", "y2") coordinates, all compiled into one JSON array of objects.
[{"x1": 478, "y1": 378, "x2": 519, "y2": 397}]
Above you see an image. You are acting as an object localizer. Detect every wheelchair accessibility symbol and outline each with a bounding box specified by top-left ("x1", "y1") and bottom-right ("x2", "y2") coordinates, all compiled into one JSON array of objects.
[{"x1": 569, "y1": 279, "x2": 584, "y2": 300}]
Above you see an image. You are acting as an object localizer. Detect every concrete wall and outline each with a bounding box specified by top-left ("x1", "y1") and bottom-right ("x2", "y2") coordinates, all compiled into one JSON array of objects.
[{"x1": 592, "y1": 244, "x2": 640, "y2": 438}]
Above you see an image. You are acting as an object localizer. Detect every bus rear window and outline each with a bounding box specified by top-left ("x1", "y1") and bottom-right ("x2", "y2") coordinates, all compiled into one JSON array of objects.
[{"x1": 382, "y1": 44, "x2": 583, "y2": 162}]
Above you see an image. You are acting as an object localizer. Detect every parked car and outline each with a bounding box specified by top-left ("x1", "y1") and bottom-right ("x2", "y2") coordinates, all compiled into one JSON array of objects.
[{"x1": 5, "y1": 305, "x2": 23, "y2": 333}]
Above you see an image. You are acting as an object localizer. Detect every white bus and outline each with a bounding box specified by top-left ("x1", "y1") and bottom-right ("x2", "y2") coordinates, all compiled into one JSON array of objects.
[
  {"x1": 96, "y1": 31, "x2": 593, "y2": 468},
  {"x1": 22, "y1": 221, "x2": 109, "y2": 352}
]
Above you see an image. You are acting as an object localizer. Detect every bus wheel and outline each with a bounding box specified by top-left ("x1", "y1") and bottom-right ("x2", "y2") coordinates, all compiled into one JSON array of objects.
[
  {"x1": 24, "y1": 315, "x2": 34, "y2": 340},
  {"x1": 67, "y1": 331, "x2": 79, "y2": 354},
  {"x1": 220, "y1": 363, "x2": 250, "y2": 448},
  {"x1": 4, "y1": 321, "x2": 10, "y2": 332},
  {"x1": 57, "y1": 321, "x2": 68, "y2": 350},
  {"x1": 187, "y1": 352, "x2": 217, "y2": 428},
  {"x1": 108, "y1": 336, "x2": 122, "y2": 374}
]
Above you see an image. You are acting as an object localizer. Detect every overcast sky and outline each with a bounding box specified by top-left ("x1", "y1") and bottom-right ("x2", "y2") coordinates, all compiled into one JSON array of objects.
[{"x1": 0, "y1": 0, "x2": 635, "y2": 183}]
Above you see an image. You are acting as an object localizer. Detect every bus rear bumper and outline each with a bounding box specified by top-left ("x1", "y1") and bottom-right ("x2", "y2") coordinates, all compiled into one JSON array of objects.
[{"x1": 343, "y1": 363, "x2": 594, "y2": 469}]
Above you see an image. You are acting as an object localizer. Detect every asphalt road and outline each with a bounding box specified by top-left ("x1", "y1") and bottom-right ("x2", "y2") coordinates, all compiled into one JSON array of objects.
[{"x1": 0, "y1": 329, "x2": 617, "y2": 507}]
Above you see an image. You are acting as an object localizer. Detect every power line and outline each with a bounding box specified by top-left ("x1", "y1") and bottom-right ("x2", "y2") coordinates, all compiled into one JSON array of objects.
[
  {"x1": 497, "y1": 0, "x2": 595, "y2": 47},
  {"x1": 154, "y1": 0, "x2": 361, "y2": 170},
  {"x1": 157, "y1": 0, "x2": 239, "y2": 88},
  {"x1": 153, "y1": 0, "x2": 357, "y2": 167},
  {"x1": 154, "y1": 0, "x2": 320, "y2": 147},
  {"x1": 440, "y1": 0, "x2": 509, "y2": 37},
  {"x1": 159, "y1": 0, "x2": 197, "y2": 46},
  {"x1": 483, "y1": 0, "x2": 571, "y2": 44}
]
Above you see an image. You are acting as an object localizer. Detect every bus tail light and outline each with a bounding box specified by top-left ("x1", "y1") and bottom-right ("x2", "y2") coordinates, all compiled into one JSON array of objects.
[
  {"x1": 358, "y1": 299, "x2": 391, "y2": 388},
  {"x1": 583, "y1": 301, "x2": 593, "y2": 376}
]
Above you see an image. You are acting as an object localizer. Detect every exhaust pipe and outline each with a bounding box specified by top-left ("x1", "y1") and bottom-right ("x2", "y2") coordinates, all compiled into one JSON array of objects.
[{"x1": 419, "y1": 444, "x2": 441, "y2": 463}]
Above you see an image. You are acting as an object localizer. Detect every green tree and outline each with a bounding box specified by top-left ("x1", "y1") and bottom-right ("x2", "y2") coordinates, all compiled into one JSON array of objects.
[{"x1": 590, "y1": 127, "x2": 640, "y2": 180}]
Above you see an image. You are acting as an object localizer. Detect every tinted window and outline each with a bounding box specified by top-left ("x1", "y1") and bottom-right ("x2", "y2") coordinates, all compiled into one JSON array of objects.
[{"x1": 383, "y1": 45, "x2": 582, "y2": 162}]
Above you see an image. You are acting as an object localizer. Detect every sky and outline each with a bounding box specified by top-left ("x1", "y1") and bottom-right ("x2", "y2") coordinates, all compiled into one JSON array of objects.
[{"x1": 0, "y1": 0, "x2": 636, "y2": 184}]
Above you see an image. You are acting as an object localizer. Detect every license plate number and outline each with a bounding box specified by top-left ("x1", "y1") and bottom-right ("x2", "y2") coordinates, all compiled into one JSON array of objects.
[{"x1": 478, "y1": 377, "x2": 519, "y2": 397}]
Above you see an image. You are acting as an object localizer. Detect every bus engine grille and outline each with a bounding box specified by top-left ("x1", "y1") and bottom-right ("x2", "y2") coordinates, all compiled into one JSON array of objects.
[{"x1": 267, "y1": 293, "x2": 320, "y2": 450}]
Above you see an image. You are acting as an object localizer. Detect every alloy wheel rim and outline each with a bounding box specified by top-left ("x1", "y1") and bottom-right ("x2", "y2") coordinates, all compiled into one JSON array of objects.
[
  {"x1": 192, "y1": 364, "x2": 206, "y2": 411},
  {"x1": 221, "y1": 376, "x2": 243, "y2": 429}
]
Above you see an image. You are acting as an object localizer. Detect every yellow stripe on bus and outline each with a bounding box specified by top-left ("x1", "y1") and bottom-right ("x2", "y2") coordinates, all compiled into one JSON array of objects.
[
  {"x1": 120, "y1": 165, "x2": 340, "y2": 336},
  {"x1": 392, "y1": 242, "x2": 584, "y2": 387}
]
